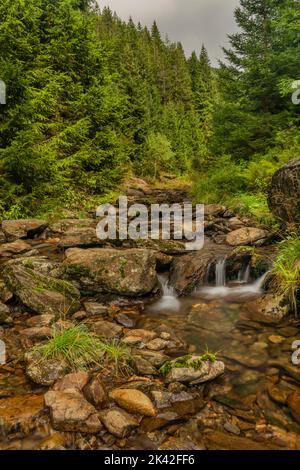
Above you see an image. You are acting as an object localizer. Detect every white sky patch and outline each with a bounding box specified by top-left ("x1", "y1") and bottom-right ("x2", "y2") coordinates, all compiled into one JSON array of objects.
[{"x1": 97, "y1": 0, "x2": 240, "y2": 65}]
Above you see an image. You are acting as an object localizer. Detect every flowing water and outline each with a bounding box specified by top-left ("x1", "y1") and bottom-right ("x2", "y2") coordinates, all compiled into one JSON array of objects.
[{"x1": 140, "y1": 258, "x2": 300, "y2": 439}]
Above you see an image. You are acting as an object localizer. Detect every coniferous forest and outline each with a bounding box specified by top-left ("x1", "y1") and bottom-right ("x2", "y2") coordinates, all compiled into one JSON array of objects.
[
  {"x1": 0, "y1": 0, "x2": 300, "y2": 455},
  {"x1": 0, "y1": 0, "x2": 298, "y2": 220}
]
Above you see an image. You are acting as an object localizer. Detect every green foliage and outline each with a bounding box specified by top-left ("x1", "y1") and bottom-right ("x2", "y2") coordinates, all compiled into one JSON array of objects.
[
  {"x1": 136, "y1": 132, "x2": 175, "y2": 178},
  {"x1": 191, "y1": 156, "x2": 247, "y2": 204},
  {"x1": 0, "y1": 1, "x2": 212, "y2": 218},
  {"x1": 272, "y1": 236, "x2": 300, "y2": 314},
  {"x1": 33, "y1": 325, "x2": 132, "y2": 374}
]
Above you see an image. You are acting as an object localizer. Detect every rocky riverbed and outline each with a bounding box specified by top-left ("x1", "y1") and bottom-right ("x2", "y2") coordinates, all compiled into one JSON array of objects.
[{"x1": 0, "y1": 181, "x2": 299, "y2": 450}]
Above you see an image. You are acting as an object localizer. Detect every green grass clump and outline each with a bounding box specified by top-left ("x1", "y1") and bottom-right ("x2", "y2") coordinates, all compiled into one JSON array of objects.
[
  {"x1": 272, "y1": 235, "x2": 300, "y2": 315},
  {"x1": 160, "y1": 350, "x2": 217, "y2": 376},
  {"x1": 32, "y1": 325, "x2": 132, "y2": 375}
]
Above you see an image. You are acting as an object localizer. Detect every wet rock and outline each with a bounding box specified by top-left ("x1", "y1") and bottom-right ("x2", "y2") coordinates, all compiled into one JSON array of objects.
[
  {"x1": 268, "y1": 335, "x2": 285, "y2": 344},
  {"x1": 138, "y1": 350, "x2": 170, "y2": 367},
  {"x1": 170, "y1": 245, "x2": 230, "y2": 294},
  {"x1": 92, "y1": 320, "x2": 123, "y2": 338},
  {"x1": 287, "y1": 393, "x2": 300, "y2": 424},
  {"x1": 21, "y1": 327, "x2": 52, "y2": 341},
  {"x1": 37, "y1": 432, "x2": 66, "y2": 450},
  {"x1": 115, "y1": 313, "x2": 135, "y2": 328},
  {"x1": 268, "y1": 158, "x2": 300, "y2": 233},
  {"x1": 159, "y1": 436, "x2": 203, "y2": 451},
  {"x1": 63, "y1": 248, "x2": 157, "y2": 296},
  {"x1": 223, "y1": 421, "x2": 241, "y2": 435},
  {"x1": 154, "y1": 251, "x2": 173, "y2": 271},
  {"x1": 141, "y1": 411, "x2": 180, "y2": 432},
  {"x1": 204, "y1": 430, "x2": 280, "y2": 450},
  {"x1": 165, "y1": 358, "x2": 225, "y2": 385},
  {"x1": 133, "y1": 356, "x2": 158, "y2": 376},
  {"x1": 0, "y1": 395, "x2": 45, "y2": 434},
  {"x1": 3, "y1": 262, "x2": 80, "y2": 316},
  {"x1": 109, "y1": 388, "x2": 157, "y2": 417},
  {"x1": 99, "y1": 407, "x2": 139, "y2": 438},
  {"x1": 267, "y1": 383, "x2": 290, "y2": 405},
  {"x1": 146, "y1": 338, "x2": 170, "y2": 351},
  {"x1": 0, "y1": 301, "x2": 10, "y2": 324},
  {"x1": 83, "y1": 374, "x2": 107, "y2": 408},
  {"x1": 53, "y1": 372, "x2": 89, "y2": 393},
  {"x1": 226, "y1": 227, "x2": 271, "y2": 247},
  {"x1": 1, "y1": 219, "x2": 48, "y2": 241},
  {"x1": 0, "y1": 240, "x2": 32, "y2": 256},
  {"x1": 44, "y1": 390, "x2": 102, "y2": 433},
  {"x1": 151, "y1": 390, "x2": 194, "y2": 409},
  {"x1": 25, "y1": 352, "x2": 69, "y2": 386},
  {"x1": 84, "y1": 302, "x2": 108, "y2": 317},
  {"x1": 248, "y1": 294, "x2": 289, "y2": 324},
  {"x1": 123, "y1": 329, "x2": 157, "y2": 343}
]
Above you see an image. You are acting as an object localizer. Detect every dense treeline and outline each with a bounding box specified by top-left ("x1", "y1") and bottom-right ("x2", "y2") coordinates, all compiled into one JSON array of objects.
[{"x1": 0, "y1": 0, "x2": 299, "y2": 220}]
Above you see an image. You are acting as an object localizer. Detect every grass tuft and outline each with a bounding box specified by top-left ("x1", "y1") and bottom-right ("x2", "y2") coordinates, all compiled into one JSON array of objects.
[
  {"x1": 272, "y1": 235, "x2": 300, "y2": 315},
  {"x1": 32, "y1": 325, "x2": 132, "y2": 375}
]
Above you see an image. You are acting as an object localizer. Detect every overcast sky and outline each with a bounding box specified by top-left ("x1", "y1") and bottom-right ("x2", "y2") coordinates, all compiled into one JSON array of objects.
[{"x1": 98, "y1": 0, "x2": 240, "y2": 65}]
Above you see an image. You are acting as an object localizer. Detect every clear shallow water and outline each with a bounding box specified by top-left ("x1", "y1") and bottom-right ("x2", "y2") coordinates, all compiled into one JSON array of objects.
[{"x1": 141, "y1": 269, "x2": 300, "y2": 436}]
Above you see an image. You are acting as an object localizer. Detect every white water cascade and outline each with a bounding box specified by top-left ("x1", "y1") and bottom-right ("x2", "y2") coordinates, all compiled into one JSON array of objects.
[
  {"x1": 150, "y1": 275, "x2": 181, "y2": 312},
  {"x1": 196, "y1": 258, "x2": 270, "y2": 300},
  {"x1": 215, "y1": 259, "x2": 226, "y2": 287}
]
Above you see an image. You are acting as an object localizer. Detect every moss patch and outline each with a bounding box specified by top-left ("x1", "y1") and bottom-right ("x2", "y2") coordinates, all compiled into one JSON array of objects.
[{"x1": 160, "y1": 352, "x2": 217, "y2": 376}]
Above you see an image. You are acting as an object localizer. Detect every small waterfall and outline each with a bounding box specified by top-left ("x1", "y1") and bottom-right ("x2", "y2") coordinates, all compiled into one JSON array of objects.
[
  {"x1": 196, "y1": 270, "x2": 269, "y2": 300},
  {"x1": 215, "y1": 259, "x2": 226, "y2": 287},
  {"x1": 238, "y1": 264, "x2": 251, "y2": 283},
  {"x1": 150, "y1": 275, "x2": 181, "y2": 312}
]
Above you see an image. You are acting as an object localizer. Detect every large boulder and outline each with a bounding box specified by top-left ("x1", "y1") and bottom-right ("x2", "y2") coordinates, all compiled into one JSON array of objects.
[
  {"x1": 62, "y1": 248, "x2": 157, "y2": 296},
  {"x1": 2, "y1": 261, "x2": 80, "y2": 316},
  {"x1": 170, "y1": 246, "x2": 228, "y2": 294},
  {"x1": 1, "y1": 219, "x2": 48, "y2": 241},
  {"x1": 268, "y1": 158, "x2": 300, "y2": 232}
]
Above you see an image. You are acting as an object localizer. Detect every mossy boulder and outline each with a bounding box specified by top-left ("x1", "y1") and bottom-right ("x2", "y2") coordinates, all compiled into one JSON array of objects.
[
  {"x1": 268, "y1": 158, "x2": 300, "y2": 233},
  {"x1": 62, "y1": 248, "x2": 157, "y2": 296},
  {"x1": 2, "y1": 261, "x2": 80, "y2": 316}
]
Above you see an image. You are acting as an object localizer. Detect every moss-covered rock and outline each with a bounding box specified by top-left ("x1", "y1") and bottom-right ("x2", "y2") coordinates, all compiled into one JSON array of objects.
[
  {"x1": 2, "y1": 261, "x2": 80, "y2": 316},
  {"x1": 62, "y1": 248, "x2": 157, "y2": 296}
]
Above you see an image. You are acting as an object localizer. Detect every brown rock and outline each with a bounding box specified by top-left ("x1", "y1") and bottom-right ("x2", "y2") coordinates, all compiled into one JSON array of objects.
[
  {"x1": 0, "y1": 395, "x2": 45, "y2": 434},
  {"x1": 92, "y1": 320, "x2": 123, "y2": 338},
  {"x1": 63, "y1": 248, "x2": 157, "y2": 296},
  {"x1": 226, "y1": 227, "x2": 270, "y2": 247},
  {"x1": 0, "y1": 240, "x2": 31, "y2": 256},
  {"x1": 99, "y1": 407, "x2": 139, "y2": 438},
  {"x1": 3, "y1": 262, "x2": 80, "y2": 316},
  {"x1": 53, "y1": 372, "x2": 89, "y2": 393},
  {"x1": 205, "y1": 205, "x2": 226, "y2": 217},
  {"x1": 1, "y1": 219, "x2": 48, "y2": 241},
  {"x1": 287, "y1": 393, "x2": 300, "y2": 424},
  {"x1": 84, "y1": 375, "x2": 107, "y2": 407},
  {"x1": 109, "y1": 388, "x2": 157, "y2": 417},
  {"x1": 268, "y1": 158, "x2": 300, "y2": 233},
  {"x1": 21, "y1": 327, "x2": 52, "y2": 341},
  {"x1": 44, "y1": 390, "x2": 102, "y2": 433}
]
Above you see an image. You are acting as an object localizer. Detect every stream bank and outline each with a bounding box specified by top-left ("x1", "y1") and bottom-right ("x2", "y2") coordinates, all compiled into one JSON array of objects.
[{"x1": 0, "y1": 181, "x2": 299, "y2": 450}]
